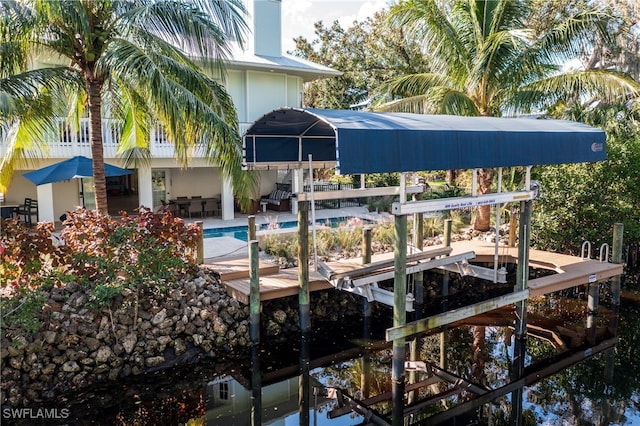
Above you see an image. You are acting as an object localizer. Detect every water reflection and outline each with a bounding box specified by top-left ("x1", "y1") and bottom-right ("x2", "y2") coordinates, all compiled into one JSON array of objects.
[
  {"x1": 44, "y1": 291, "x2": 640, "y2": 425},
  {"x1": 202, "y1": 294, "x2": 633, "y2": 426}
]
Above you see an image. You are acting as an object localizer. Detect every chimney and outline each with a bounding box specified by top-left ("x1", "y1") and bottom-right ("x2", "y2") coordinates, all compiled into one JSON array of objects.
[{"x1": 253, "y1": 0, "x2": 282, "y2": 57}]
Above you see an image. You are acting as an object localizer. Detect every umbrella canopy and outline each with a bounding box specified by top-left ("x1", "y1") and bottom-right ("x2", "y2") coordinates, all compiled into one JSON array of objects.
[{"x1": 23, "y1": 156, "x2": 133, "y2": 186}]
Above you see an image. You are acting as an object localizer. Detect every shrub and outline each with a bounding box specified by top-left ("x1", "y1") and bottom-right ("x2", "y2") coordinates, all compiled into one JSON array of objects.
[{"x1": 1, "y1": 208, "x2": 201, "y2": 330}]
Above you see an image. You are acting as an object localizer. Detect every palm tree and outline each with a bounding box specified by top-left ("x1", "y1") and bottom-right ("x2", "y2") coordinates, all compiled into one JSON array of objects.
[
  {"x1": 377, "y1": 0, "x2": 639, "y2": 231},
  {"x1": 0, "y1": 0, "x2": 256, "y2": 213}
]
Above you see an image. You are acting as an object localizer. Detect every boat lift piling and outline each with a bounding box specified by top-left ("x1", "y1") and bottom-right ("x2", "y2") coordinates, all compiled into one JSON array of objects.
[{"x1": 298, "y1": 200, "x2": 311, "y2": 333}]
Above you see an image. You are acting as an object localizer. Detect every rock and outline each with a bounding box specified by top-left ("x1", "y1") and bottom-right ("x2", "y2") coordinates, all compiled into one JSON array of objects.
[
  {"x1": 94, "y1": 346, "x2": 113, "y2": 364},
  {"x1": 273, "y1": 310, "x2": 287, "y2": 324},
  {"x1": 7, "y1": 345, "x2": 22, "y2": 358},
  {"x1": 192, "y1": 334, "x2": 203, "y2": 345},
  {"x1": 157, "y1": 336, "x2": 172, "y2": 351},
  {"x1": 84, "y1": 337, "x2": 100, "y2": 352},
  {"x1": 265, "y1": 320, "x2": 281, "y2": 336},
  {"x1": 43, "y1": 331, "x2": 57, "y2": 345},
  {"x1": 107, "y1": 367, "x2": 121, "y2": 381},
  {"x1": 174, "y1": 339, "x2": 186, "y2": 356},
  {"x1": 9, "y1": 356, "x2": 23, "y2": 370},
  {"x1": 145, "y1": 356, "x2": 165, "y2": 368},
  {"x1": 65, "y1": 282, "x2": 80, "y2": 293},
  {"x1": 62, "y1": 361, "x2": 80, "y2": 373},
  {"x1": 212, "y1": 317, "x2": 227, "y2": 335},
  {"x1": 151, "y1": 309, "x2": 167, "y2": 326},
  {"x1": 122, "y1": 334, "x2": 137, "y2": 354},
  {"x1": 74, "y1": 294, "x2": 88, "y2": 308}
]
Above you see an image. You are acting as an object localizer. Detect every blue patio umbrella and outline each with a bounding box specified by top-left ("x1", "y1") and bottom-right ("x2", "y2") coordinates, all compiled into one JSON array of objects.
[
  {"x1": 23, "y1": 156, "x2": 134, "y2": 208},
  {"x1": 23, "y1": 156, "x2": 133, "y2": 186}
]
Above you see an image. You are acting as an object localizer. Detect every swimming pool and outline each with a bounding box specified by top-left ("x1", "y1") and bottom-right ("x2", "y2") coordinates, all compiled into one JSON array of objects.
[{"x1": 203, "y1": 216, "x2": 372, "y2": 241}]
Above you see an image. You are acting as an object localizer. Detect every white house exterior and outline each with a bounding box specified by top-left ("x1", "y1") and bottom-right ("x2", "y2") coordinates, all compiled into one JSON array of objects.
[{"x1": 1, "y1": 0, "x2": 340, "y2": 223}]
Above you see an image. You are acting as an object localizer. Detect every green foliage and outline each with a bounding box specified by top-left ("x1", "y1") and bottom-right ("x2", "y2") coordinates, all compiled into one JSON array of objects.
[
  {"x1": 291, "y1": 10, "x2": 428, "y2": 109},
  {"x1": 262, "y1": 232, "x2": 298, "y2": 262},
  {"x1": 533, "y1": 102, "x2": 640, "y2": 253},
  {"x1": 0, "y1": 208, "x2": 200, "y2": 331}
]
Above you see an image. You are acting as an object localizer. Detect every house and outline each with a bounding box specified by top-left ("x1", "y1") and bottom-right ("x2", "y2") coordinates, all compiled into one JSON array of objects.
[{"x1": 1, "y1": 0, "x2": 340, "y2": 223}]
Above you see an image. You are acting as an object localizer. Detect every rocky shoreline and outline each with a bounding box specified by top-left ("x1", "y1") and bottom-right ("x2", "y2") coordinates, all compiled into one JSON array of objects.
[
  {"x1": 1, "y1": 227, "x2": 510, "y2": 408},
  {"x1": 0, "y1": 266, "x2": 368, "y2": 408}
]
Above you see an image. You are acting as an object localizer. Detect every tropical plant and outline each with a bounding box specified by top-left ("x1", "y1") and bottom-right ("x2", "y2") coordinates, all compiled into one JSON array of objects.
[
  {"x1": 377, "y1": 0, "x2": 639, "y2": 231},
  {"x1": 0, "y1": 0, "x2": 257, "y2": 213},
  {"x1": 533, "y1": 101, "x2": 640, "y2": 253}
]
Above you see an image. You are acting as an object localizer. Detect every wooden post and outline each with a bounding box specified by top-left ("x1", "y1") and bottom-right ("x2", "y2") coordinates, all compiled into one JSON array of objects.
[
  {"x1": 249, "y1": 240, "x2": 260, "y2": 343},
  {"x1": 248, "y1": 215, "x2": 256, "y2": 241},
  {"x1": 250, "y1": 343, "x2": 262, "y2": 426},
  {"x1": 413, "y1": 213, "x2": 424, "y2": 306},
  {"x1": 514, "y1": 201, "x2": 531, "y2": 340},
  {"x1": 444, "y1": 218, "x2": 452, "y2": 247},
  {"x1": 196, "y1": 221, "x2": 204, "y2": 264},
  {"x1": 361, "y1": 310, "x2": 371, "y2": 399},
  {"x1": 298, "y1": 200, "x2": 310, "y2": 333},
  {"x1": 509, "y1": 338, "x2": 526, "y2": 425},
  {"x1": 362, "y1": 226, "x2": 372, "y2": 264},
  {"x1": 611, "y1": 223, "x2": 623, "y2": 306},
  {"x1": 362, "y1": 226, "x2": 373, "y2": 317},
  {"x1": 299, "y1": 332, "x2": 310, "y2": 426},
  {"x1": 392, "y1": 214, "x2": 407, "y2": 426},
  {"x1": 509, "y1": 208, "x2": 517, "y2": 247}
]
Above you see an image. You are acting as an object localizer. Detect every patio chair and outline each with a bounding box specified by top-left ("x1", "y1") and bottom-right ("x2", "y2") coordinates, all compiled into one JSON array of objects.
[
  {"x1": 203, "y1": 198, "x2": 221, "y2": 217},
  {"x1": 188, "y1": 199, "x2": 203, "y2": 218},
  {"x1": 17, "y1": 198, "x2": 38, "y2": 226}
]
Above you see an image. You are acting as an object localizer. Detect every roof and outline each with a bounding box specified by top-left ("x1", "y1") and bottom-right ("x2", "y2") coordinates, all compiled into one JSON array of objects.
[
  {"x1": 243, "y1": 108, "x2": 607, "y2": 175},
  {"x1": 226, "y1": 46, "x2": 341, "y2": 82}
]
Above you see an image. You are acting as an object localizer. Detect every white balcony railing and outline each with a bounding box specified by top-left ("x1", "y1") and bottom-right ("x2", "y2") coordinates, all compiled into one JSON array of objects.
[{"x1": 0, "y1": 119, "x2": 254, "y2": 160}]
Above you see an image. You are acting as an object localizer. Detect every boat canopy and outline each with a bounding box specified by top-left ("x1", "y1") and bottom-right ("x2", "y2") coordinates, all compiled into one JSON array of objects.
[{"x1": 243, "y1": 108, "x2": 606, "y2": 175}]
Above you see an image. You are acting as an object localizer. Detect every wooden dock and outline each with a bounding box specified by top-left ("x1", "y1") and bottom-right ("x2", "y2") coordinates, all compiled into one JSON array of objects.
[
  {"x1": 205, "y1": 240, "x2": 623, "y2": 304},
  {"x1": 205, "y1": 256, "x2": 332, "y2": 304},
  {"x1": 449, "y1": 240, "x2": 623, "y2": 297}
]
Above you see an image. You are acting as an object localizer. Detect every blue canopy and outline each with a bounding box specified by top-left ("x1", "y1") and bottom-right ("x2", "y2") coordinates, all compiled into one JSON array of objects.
[
  {"x1": 243, "y1": 108, "x2": 606, "y2": 174},
  {"x1": 23, "y1": 156, "x2": 133, "y2": 186}
]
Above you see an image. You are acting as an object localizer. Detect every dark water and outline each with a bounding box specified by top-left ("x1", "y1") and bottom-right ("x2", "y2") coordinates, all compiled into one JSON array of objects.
[{"x1": 7, "y1": 275, "x2": 640, "y2": 426}]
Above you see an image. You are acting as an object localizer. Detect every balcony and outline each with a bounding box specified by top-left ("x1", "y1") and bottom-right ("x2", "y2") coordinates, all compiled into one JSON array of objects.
[{"x1": 0, "y1": 119, "x2": 253, "y2": 160}]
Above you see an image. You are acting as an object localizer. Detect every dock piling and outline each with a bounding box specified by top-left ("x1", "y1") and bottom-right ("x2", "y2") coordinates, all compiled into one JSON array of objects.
[
  {"x1": 248, "y1": 215, "x2": 256, "y2": 241},
  {"x1": 514, "y1": 201, "x2": 531, "y2": 340},
  {"x1": 611, "y1": 223, "x2": 624, "y2": 306},
  {"x1": 392, "y1": 214, "x2": 407, "y2": 426},
  {"x1": 196, "y1": 221, "x2": 204, "y2": 264},
  {"x1": 298, "y1": 200, "x2": 311, "y2": 333},
  {"x1": 249, "y1": 240, "x2": 260, "y2": 343}
]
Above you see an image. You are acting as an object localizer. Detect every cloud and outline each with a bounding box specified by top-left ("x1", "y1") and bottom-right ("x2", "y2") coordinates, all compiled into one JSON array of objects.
[{"x1": 281, "y1": 0, "x2": 389, "y2": 52}]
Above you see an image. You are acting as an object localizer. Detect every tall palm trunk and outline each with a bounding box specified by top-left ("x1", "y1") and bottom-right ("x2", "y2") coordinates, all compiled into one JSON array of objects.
[
  {"x1": 473, "y1": 168, "x2": 494, "y2": 231},
  {"x1": 86, "y1": 79, "x2": 107, "y2": 213}
]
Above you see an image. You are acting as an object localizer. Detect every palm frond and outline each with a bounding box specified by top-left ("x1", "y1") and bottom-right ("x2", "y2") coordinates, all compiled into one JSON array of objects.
[{"x1": 509, "y1": 69, "x2": 640, "y2": 114}]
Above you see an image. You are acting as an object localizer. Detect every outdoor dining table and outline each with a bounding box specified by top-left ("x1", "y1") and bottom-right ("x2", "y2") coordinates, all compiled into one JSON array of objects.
[{"x1": 0, "y1": 202, "x2": 20, "y2": 219}]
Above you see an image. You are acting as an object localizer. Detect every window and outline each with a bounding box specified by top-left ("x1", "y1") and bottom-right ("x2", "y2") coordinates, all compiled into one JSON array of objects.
[{"x1": 219, "y1": 382, "x2": 229, "y2": 400}]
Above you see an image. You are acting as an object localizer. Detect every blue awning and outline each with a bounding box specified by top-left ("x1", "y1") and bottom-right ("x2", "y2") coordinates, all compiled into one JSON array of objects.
[{"x1": 243, "y1": 108, "x2": 606, "y2": 175}]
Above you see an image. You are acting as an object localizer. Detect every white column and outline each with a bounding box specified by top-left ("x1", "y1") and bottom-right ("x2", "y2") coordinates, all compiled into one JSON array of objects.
[
  {"x1": 137, "y1": 164, "x2": 153, "y2": 209},
  {"x1": 221, "y1": 175, "x2": 235, "y2": 221},
  {"x1": 36, "y1": 184, "x2": 55, "y2": 223},
  {"x1": 291, "y1": 168, "x2": 304, "y2": 215}
]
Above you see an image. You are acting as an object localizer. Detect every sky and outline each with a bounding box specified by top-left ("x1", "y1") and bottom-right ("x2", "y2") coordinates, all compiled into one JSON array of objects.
[{"x1": 280, "y1": 0, "x2": 391, "y2": 53}]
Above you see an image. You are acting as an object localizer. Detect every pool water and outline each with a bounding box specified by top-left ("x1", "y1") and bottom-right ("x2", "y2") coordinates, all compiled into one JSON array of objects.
[{"x1": 203, "y1": 216, "x2": 371, "y2": 241}]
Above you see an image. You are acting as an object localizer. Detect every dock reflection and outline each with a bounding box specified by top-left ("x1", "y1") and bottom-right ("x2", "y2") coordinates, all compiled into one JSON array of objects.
[{"x1": 205, "y1": 295, "x2": 621, "y2": 425}]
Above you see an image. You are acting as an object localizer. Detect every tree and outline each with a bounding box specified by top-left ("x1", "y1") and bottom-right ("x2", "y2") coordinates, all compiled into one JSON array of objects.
[
  {"x1": 290, "y1": 9, "x2": 428, "y2": 110},
  {"x1": 0, "y1": 0, "x2": 256, "y2": 213},
  {"x1": 376, "y1": 0, "x2": 639, "y2": 231},
  {"x1": 533, "y1": 100, "x2": 640, "y2": 253}
]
